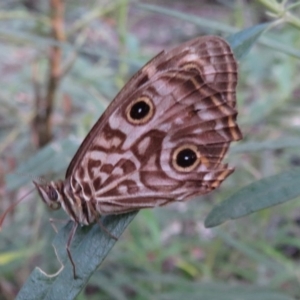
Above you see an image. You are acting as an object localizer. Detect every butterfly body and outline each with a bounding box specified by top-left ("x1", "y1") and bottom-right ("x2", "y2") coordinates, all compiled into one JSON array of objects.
[{"x1": 35, "y1": 36, "x2": 242, "y2": 226}]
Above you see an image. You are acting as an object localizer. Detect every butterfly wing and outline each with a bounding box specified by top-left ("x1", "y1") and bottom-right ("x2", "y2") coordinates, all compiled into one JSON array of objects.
[{"x1": 66, "y1": 36, "x2": 242, "y2": 215}]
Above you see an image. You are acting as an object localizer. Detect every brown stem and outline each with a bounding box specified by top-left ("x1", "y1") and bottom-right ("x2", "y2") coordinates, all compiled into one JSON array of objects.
[{"x1": 33, "y1": 0, "x2": 65, "y2": 147}]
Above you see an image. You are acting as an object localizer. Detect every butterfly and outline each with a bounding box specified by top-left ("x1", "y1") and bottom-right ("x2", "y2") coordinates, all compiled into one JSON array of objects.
[{"x1": 33, "y1": 35, "x2": 242, "y2": 277}]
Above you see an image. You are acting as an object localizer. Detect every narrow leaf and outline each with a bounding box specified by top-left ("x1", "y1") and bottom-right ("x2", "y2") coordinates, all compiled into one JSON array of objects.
[
  {"x1": 205, "y1": 168, "x2": 300, "y2": 228},
  {"x1": 227, "y1": 23, "x2": 270, "y2": 60},
  {"x1": 16, "y1": 212, "x2": 137, "y2": 300}
]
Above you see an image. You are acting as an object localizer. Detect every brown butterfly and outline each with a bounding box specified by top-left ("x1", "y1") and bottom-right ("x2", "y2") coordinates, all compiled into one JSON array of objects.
[{"x1": 33, "y1": 36, "x2": 242, "y2": 277}]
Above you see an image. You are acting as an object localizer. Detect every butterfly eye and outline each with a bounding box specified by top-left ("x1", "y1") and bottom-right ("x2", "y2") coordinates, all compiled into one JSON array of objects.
[
  {"x1": 173, "y1": 144, "x2": 200, "y2": 172},
  {"x1": 48, "y1": 186, "x2": 58, "y2": 201},
  {"x1": 126, "y1": 96, "x2": 154, "y2": 125},
  {"x1": 46, "y1": 186, "x2": 61, "y2": 210}
]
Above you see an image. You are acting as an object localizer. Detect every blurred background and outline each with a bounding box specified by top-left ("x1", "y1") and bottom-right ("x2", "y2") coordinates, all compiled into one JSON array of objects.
[{"x1": 1, "y1": 0, "x2": 300, "y2": 299}]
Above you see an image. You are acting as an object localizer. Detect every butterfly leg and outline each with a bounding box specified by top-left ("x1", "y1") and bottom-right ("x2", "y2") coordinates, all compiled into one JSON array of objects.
[
  {"x1": 49, "y1": 218, "x2": 68, "y2": 233},
  {"x1": 66, "y1": 222, "x2": 79, "y2": 279},
  {"x1": 96, "y1": 219, "x2": 118, "y2": 240}
]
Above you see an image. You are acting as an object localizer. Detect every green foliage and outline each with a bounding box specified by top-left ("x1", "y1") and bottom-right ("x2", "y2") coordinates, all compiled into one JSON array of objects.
[
  {"x1": 206, "y1": 168, "x2": 300, "y2": 227},
  {"x1": 1, "y1": 1, "x2": 300, "y2": 299},
  {"x1": 17, "y1": 213, "x2": 137, "y2": 300}
]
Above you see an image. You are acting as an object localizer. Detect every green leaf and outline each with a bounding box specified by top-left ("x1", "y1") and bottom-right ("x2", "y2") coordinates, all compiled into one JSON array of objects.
[
  {"x1": 205, "y1": 168, "x2": 300, "y2": 228},
  {"x1": 227, "y1": 23, "x2": 270, "y2": 60},
  {"x1": 16, "y1": 212, "x2": 137, "y2": 300}
]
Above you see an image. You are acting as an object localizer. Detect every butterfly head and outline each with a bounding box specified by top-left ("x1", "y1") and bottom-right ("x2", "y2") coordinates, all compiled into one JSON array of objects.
[{"x1": 33, "y1": 180, "x2": 64, "y2": 210}]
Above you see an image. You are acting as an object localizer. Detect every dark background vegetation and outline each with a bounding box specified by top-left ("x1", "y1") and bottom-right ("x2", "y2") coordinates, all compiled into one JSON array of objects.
[{"x1": 1, "y1": 0, "x2": 300, "y2": 299}]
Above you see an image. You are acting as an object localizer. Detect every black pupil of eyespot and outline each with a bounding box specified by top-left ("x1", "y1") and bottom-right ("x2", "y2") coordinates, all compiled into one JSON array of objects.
[
  {"x1": 49, "y1": 187, "x2": 58, "y2": 200},
  {"x1": 176, "y1": 148, "x2": 197, "y2": 168},
  {"x1": 130, "y1": 101, "x2": 150, "y2": 120}
]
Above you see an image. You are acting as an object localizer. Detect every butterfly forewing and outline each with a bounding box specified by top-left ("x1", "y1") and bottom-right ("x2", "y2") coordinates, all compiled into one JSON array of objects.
[{"x1": 37, "y1": 35, "x2": 242, "y2": 223}]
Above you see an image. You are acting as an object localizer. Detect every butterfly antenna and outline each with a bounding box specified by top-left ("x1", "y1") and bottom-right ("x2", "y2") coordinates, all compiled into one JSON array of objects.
[{"x1": 0, "y1": 187, "x2": 36, "y2": 230}]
